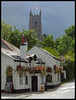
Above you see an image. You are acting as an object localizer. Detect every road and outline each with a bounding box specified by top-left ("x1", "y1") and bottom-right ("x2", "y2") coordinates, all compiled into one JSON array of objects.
[{"x1": 1, "y1": 79, "x2": 75, "y2": 99}]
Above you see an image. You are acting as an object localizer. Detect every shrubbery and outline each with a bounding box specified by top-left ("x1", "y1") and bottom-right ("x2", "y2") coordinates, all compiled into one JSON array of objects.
[{"x1": 63, "y1": 52, "x2": 75, "y2": 80}]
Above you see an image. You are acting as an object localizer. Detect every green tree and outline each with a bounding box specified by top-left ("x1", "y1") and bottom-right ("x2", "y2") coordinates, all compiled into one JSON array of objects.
[
  {"x1": 58, "y1": 35, "x2": 72, "y2": 55},
  {"x1": 1, "y1": 20, "x2": 12, "y2": 40},
  {"x1": 65, "y1": 25, "x2": 75, "y2": 39},
  {"x1": 42, "y1": 34, "x2": 55, "y2": 48},
  {"x1": 8, "y1": 26, "x2": 21, "y2": 48},
  {"x1": 55, "y1": 37, "x2": 61, "y2": 51},
  {"x1": 69, "y1": 37, "x2": 75, "y2": 53},
  {"x1": 42, "y1": 47, "x2": 59, "y2": 58},
  {"x1": 21, "y1": 29, "x2": 39, "y2": 50},
  {"x1": 63, "y1": 51, "x2": 75, "y2": 80}
]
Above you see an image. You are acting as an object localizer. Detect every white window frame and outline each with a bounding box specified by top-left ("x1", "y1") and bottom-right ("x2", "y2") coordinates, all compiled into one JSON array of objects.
[{"x1": 19, "y1": 74, "x2": 23, "y2": 85}]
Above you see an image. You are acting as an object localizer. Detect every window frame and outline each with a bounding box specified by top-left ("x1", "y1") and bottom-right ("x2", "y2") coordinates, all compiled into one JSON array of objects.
[
  {"x1": 46, "y1": 74, "x2": 52, "y2": 82},
  {"x1": 25, "y1": 75, "x2": 28, "y2": 85},
  {"x1": 35, "y1": 21, "x2": 37, "y2": 25},
  {"x1": 19, "y1": 74, "x2": 23, "y2": 85}
]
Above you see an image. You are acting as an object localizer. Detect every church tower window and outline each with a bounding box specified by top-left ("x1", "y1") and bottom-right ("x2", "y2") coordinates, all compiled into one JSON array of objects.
[{"x1": 35, "y1": 21, "x2": 37, "y2": 25}]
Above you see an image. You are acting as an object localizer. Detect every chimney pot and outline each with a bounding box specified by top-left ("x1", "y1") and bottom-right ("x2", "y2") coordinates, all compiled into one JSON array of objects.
[{"x1": 22, "y1": 36, "x2": 26, "y2": 43}]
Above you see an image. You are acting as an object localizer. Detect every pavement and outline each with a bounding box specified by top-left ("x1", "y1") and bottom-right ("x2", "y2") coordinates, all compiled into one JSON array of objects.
[{"x1": 1, "y1": 78, "x2": 75, "y2": 99}]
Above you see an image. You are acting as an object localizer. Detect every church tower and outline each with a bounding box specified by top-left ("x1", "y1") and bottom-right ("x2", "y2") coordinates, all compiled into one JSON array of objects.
[{"x1": 29, "y1": 10, "x2": 43, "y2": 41}]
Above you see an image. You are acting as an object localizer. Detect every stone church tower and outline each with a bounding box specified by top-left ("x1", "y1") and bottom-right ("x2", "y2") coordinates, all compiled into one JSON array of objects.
[{"x1": 29, "y1": 10, "x2": 43, "y2": 41}]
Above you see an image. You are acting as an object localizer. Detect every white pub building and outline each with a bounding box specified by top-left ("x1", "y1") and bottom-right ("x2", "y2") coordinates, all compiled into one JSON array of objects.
[{"x1": 1, "y1": 37, "x2": 64, "y2": 93}]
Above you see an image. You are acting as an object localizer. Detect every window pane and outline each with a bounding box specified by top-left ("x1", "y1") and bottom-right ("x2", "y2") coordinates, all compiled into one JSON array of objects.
[
  {"x1": 19, "y1": 74, "x2": 23, "y2": 85},
  {"x1": 35, "y1": 21, "x2": 37, "y2": 25},
  {"x1": 25, "y1": 76, "x2": 28, "y2": 85},
  {"x1": 46, "y1": 74, "x2": 52, "y2": 82}
]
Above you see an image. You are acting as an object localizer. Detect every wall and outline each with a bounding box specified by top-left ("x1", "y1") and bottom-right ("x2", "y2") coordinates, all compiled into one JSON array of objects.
[
  {"x1": 11, "y1": 61, "x2": 30, "y2": 90},
  {"x1": 54, "y1": 58, "x2": 60, "y2": 66},
  {"x1": 27, "y1": 46, "x2": 54, "y2": 68},
  {"x1": 1, "y1": 53, "x2": 15, "y2": 90},
  {"x1": 27, "y1": 46, "x2": 61, "y2": 86},
  {"x1": 54, "y1": 73, "x2": 61, "y2": 85},
  {"x1": 1, "y1": 52, "x2": 30, "y2": 91}
]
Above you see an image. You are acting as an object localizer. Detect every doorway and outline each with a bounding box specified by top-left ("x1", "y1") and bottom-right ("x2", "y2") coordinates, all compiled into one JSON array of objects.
[{"x1": 31, "y1": 76, "x2": 38, "y2": 91}]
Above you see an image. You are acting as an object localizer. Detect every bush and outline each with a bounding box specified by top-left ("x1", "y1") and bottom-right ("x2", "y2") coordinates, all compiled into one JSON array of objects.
[{"x1": 63, "y1": 57, "x2": 75, "y2": 80}]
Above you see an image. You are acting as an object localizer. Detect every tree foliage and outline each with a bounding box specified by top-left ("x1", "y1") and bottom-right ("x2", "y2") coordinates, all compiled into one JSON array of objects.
[
  {"x1": 21, "y1": 29, "x2": 39, "y2": 50},
  {"x1": 65, "y1": 25, "x2": 75, "y2": 39},
  {"x1": 42, "y1": 47, "x2": 59, "y2": 58},
  {"x1": 63, "y1": 52, "x2": 75, "y2": 80},
  {"x1": 7, "y1": 26, "x2": 21, "y2": 48},
  {"x1": 1, "y1": 20, "x2": 12, "y2": 40},
  {"x1": 54, "y1": 37, "x2": 61, "y2": 51},
  {"x1": 57, "y1": 35, "x2": 73, "y2": 55},
  {"x1": 1, "y1": 20, "x2": 39, "y2": 49},
  {"x1": 42, "y1": 34, "x2": 55, "y2": 49}
]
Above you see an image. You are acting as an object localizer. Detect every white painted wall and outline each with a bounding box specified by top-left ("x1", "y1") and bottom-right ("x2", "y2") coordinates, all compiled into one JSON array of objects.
[
  {"x1": 54, "y1": 59, "x2": 60, "y2": 66},
  {"x1": 27, "y1": 46, "x2": 55, "y2": 68},
  {"x1": 1, "y1": 52, "x2": 30, "y2": 91},
  {"x1": 1, "y1": 53, "x2": 15, "y2": 90},
  {"x1": 15, "y1": 71, "x2": 30, "y2": 90},
  {"x1": 27, "y1": 46, "x2": 61, "y2": 85},
  {"x1": 54, "y1": 73, "x2": 61, "y2": 85}
]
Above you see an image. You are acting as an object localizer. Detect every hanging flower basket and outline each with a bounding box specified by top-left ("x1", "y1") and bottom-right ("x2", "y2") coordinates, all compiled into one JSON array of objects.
[
  {"x1": 6, "y1": 66, "x2": 13, "y2": 77},
  {"x1": 16, "y1": 65, "x2": 23, "y2": 75},
  {"x1": 18, "y1": 70, "x2": 23, "y2": 76},
  {"x1": 23, "y1": 71, "x2": 26, "y2": 76},
  {"x1": 54, "y1": 65, "x2": 60, "y2": 73},
  {"x1": 54, "y1": 69, "x2": 59, "y2": 73},
  {"x1": 54, "y1": 68, "x2": 60, "y2": 73},
  {"x1": 46, "y1": 67, "x2": 52, "y2": 72},
  {"x1": 16, "y1": 65, "x2": 22, "y2": 71},
  {"x1": 41, "y1": 69, "x2": 47, "y2": 75},
  {"x1": 16, "y1": 65, "x2": 30, "y2": 76},
  {"x1": 60, "y1": 68, "x2": 63, "y2": 73}
]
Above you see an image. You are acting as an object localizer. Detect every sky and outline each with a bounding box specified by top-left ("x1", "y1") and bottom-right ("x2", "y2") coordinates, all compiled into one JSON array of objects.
[{"x1": 1, "y1": 1, "x2": 75, "y2": 39}]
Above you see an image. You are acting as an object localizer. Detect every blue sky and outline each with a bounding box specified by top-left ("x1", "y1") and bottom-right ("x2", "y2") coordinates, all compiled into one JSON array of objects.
[{"x1": 1, "y1": 1, "x2": 75, "y2": 39}]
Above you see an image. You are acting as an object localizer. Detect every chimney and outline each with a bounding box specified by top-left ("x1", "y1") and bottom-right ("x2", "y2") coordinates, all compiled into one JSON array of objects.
[{"x1": 20, "y1": 36, "x2": 28, "y2": 60}]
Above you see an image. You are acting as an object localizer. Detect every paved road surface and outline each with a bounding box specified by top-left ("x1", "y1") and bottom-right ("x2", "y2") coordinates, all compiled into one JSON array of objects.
[{"x1": 1, "y1": 79, "x2": 75, "y2": 99}]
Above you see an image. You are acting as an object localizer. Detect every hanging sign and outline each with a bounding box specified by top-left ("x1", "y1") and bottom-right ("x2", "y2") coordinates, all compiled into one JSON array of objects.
[{"x1": 59, "y1": 56, "x2": 65, "y2": 63}]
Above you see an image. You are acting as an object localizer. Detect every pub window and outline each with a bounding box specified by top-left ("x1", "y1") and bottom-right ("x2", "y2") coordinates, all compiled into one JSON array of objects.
[
  {"x1": 25, "y1": 76, "x2": 28, "y2": 85},
  {"x1": 46, "y1": 74, "x2": 52, "y2": 82},
  {"x1": 19, "y1": 74, "x2": 23, "y2": 85}
]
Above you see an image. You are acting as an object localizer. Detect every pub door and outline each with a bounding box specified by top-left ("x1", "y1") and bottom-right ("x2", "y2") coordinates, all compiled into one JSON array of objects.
[{"x1": 31, "y1": 76, "x2": 38, "y2": 91}]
